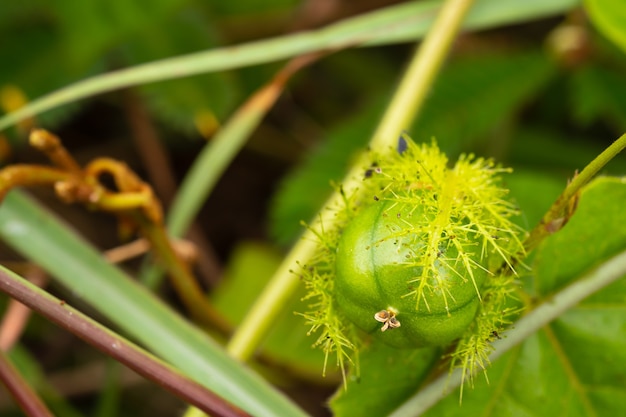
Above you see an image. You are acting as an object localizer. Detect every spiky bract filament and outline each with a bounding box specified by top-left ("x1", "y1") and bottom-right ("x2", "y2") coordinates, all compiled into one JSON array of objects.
[{"x1": 300, "y1": 136, "x2": 525, "y2": 385}]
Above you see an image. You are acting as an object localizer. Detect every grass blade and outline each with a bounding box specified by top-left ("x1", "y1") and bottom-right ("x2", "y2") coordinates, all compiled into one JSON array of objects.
[
  {"x1": 0, "y1": 265, "x2": 248, "y2": 417},
  {"x1": 0, "y1": 0, "x2": 578, "y2": 131},
  {"x1": 0, "y1": 190, "x2": 308, "y2": 417}
]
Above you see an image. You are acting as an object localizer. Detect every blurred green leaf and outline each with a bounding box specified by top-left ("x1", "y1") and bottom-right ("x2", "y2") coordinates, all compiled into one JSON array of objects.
[
  {"x1": 213, "y1": 242, "x2": 333, "y2": 381},
  {"x1": 8, "y1": 346, "x2": 83, "y2": 417},
  {"x1": 507, "y1": 128, "x2": 613, "y2": 173},
  {"x1": 7, "y1": 346, "x2": 44, "y2": 390},
  {"x1": 0, "y1": 0, "x2": 45, "y2": 27},
  {"x1": 585, "y1": 0, "x2": 626, "y2": 53},
  {"x1": 121, "y1": 10, "x2": 240, "y2": 133},
  {"x1": 51, "y1": 0, "x2": 189, "y2": 72},
  {"x1": 505, "y1": 168, "x2": 565, "y2": 230},
  {"x1": 569, "y1": 64, "x2": 626, "y2": 131},
  {"x1": 0, "y1": 0, "x2": 239, "y2": 135},
  {"x1": 423, "y1": 329, "x2": 624, "y2": 417},
  {"x1": 92, "y1": 361, "x2": 123, "y2": 417},
  {"x1": 0, "y1": 8, "x2": 88, "y2": 129},
  {"x1": 415, "y1": 49, "x2": 556, "y2": 154},
  {"x1": 330, "y1": 342, "x2": 440, "y2": 417},
  {"x1": 533, "y1": 177, "x2": 626, "y2": 294},
  {"x1": 269, "y1": 96, "x2": 385, "y2": 245},
  {"x1": 0, "y1": 191, "x2": 307, "y2": 417}
]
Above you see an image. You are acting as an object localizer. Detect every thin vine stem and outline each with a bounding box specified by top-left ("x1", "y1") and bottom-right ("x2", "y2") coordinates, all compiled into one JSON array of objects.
[
  {"x1": 388, "y1": 247, "x2": 626, "y2": 417},
  {"x1": 226, "y1": 0, "x2": 476, "y2": 361},
  {"x1": 132, "y1": 212, "x2": 232, "y2": 334},
  {"x1": 370, "y1": 0, "x2": 475, "y2": 150},
  {"x1": 524, "y1": 133, "x2": 626, "y2": 252},
  {"x1": 0, "y1": 266, "x2": 250, "y2": 417},
  {"x1": 0, "y1": 349, "x2": 54, "y2": 417}
]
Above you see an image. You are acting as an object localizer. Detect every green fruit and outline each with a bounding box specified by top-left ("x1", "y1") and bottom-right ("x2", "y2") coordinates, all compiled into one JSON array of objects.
[{"x1": 335, "y1": 199, "x2": 487, "y2": 348}]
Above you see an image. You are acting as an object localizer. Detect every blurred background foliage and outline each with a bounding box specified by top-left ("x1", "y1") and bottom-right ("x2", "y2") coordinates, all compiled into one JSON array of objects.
[{"x1": 0, "y1": 0, "x2": 625, "y2": 416}]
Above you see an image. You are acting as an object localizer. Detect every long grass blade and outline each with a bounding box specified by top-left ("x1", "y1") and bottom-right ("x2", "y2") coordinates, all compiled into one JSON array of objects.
[
  {"x1": 0, "y1": 0, "x2": 578, "y2": 132},
  {"x1": 0, "y1": 190, "x2": 308, "y2": 417}
]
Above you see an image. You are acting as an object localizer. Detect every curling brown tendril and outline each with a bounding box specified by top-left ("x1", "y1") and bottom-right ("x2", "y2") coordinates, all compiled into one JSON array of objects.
[{"x1": 0, "y1": 129, "x2": 229, "y2": 333}]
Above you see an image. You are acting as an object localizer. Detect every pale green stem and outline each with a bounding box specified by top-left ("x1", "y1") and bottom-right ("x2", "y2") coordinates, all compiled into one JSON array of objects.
[
  {"x1": 226, "y1": 0, "x2": 476, "y2": 361},
  {"x1": 389, "y1": 247, "x2": 626, "y2": 417},
  {"x1": 524, "y1": 133, "x2": 626, "y2": 251},
  {"x1": 226, "y1": 232, "x2": 320, "y2": 359},
  {"x1": 370, "y1": 0, "x2": 475, "y2": 150},
  {"x1": 561, "y1": 133, "x2": 626, "y2": 207}
]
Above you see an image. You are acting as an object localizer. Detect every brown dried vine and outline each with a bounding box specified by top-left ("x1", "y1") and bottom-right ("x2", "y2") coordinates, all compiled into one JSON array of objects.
[{"x1": 0, "y1": 129, "x2": 229, "y2": 333}]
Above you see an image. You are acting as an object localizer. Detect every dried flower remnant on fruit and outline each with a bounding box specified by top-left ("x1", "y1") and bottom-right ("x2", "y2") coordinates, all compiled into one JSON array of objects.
[{"x1": 374, "y1": 309, "x2": 401, "y2": 332}]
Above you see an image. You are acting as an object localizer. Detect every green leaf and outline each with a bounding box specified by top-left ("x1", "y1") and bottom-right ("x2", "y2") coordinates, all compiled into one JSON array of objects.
[
  {"x1": 0, "y1": 12, "x2": 89, "y2": 130},
  {"x1": 569, "y1": 64, "x2": 626, "y2": 130},
  {"x1": 0, "y1": 0, "x2": 45, "y2": 27},
  {"x1": 533, "y1": 177, "x2": 626, "y2": 294},
  {"x1": 8, "y1": 346, "x2": 84, "y2": 417},
  {"x1": 423, "y1": 330, "x2": 610, "y2": 417},
  {"x1": 51, "y1": 0, "x2": 189, "y2": 72},
  {"x1": 585, "y1": 0, "x2": 626, "y2": 53},
  {"x1": 504, "y1": 168, "x2": 565, "y2": 230},
  {"x1": 401, "y1": 177, "x2": 626, "y2": 416},
  {"x1": 330, "y1": 342, "x2": 440, "y2": 417},
  {"x1": 507, "y1": 128, "x2": 624, "y2": 173},
  {"x1": 423, "y1": 303, "x2": 626, "y2": 416},
  {"x1": 0, "y1": 191, "x2": 307, "y2": 417},
  {"x1": 269, "y1": 96, "x2": 385, "y2": 244},
  {"x1": 121, "y1": 11, "x2": 240, "y2": 133}
]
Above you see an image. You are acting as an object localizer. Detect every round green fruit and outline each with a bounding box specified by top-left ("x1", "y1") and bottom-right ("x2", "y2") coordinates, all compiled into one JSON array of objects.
[{"x1": 335, "y1": 199, "x2": 487, "y2": 348}]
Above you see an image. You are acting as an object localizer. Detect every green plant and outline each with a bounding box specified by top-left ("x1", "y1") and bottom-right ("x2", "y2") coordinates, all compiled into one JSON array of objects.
[
  {"x1": 300, "y1": 138, "x2": 524, "y2": 383},
  {"x1": 0, "y1": 0, "x2": 625, "y2": 416}
]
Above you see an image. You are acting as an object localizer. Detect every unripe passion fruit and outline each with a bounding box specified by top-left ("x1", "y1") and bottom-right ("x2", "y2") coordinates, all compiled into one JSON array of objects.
[{"x1": 335, "y1": 199, "x2": 487, "y2": 348}]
